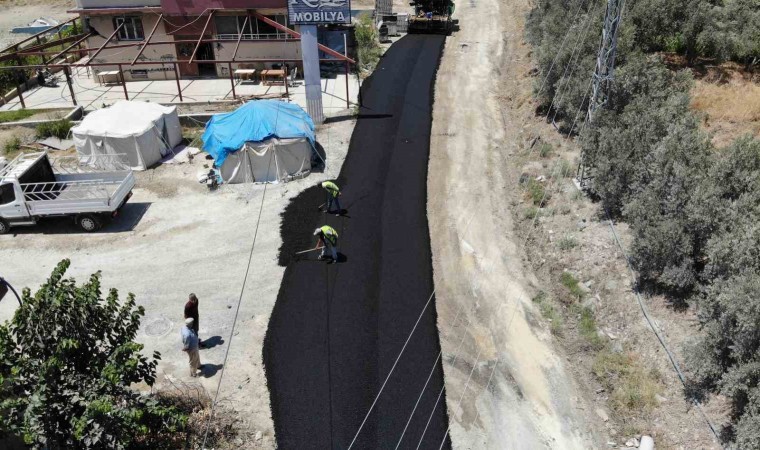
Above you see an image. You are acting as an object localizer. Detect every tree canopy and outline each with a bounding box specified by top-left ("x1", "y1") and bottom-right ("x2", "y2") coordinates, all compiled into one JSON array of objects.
[{"x1": 0, "y1": 260, "x2": 186, "y2": 449}]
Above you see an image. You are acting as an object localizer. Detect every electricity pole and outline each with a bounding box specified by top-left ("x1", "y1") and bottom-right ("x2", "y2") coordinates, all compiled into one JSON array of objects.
[{"x1": 579, "y1": 0, "x2": 625, "y2": 184}]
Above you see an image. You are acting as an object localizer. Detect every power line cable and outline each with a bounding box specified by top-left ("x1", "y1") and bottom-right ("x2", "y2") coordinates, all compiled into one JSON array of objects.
[
  {"x1": 346, "y1": 212, "x2": 478, "y2": 449},
  {"x1": 410, "y1": 79, "x2": 595, "y2": 450},
  {"x1": 433, "y1": 301, "x2": 518, "y2": 449},
  {"x1": 393, "y1": 302, "x2": 470, "y2": 450},
  {"x1": 199, "y1": 148, "x2": 275, "y2": 449},
  {"x1": 413, "y1": 298, "x2": 484, "y2": 450},
  {"x1": 534, "y1": 0, "x2": 592, "y2": 98},
  {"x1": 602, "y1": 206, "x2": 723, "y2": 446},
  {"x1": 364, "y1": 6, "x2": 598, "y2": 443}
]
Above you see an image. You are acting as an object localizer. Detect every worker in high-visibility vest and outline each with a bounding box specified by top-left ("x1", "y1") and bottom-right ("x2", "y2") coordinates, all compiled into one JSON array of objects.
[
  {"x1": 321, "y1": 180, "x2": 342, "y2": 215},
  {"x1": 313, "y1": 225, "x2": 339, "y2": 262}
]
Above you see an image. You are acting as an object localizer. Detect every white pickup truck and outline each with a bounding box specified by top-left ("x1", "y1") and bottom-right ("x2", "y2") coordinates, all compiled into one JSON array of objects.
[{"x1": 0, "y1": 152, "x2": 135, "y2": 234}]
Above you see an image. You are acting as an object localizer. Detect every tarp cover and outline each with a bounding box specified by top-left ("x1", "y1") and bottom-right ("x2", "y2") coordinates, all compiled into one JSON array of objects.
[
  {"x1": 72, "y1": 101, "x2": 182, "y2": 170},
  {"x1": 202, "y1": 100, "x2": 315, "y2": 168},
  {"x1": 220, "y1": 138, "x2": 312, "y2": 184}
]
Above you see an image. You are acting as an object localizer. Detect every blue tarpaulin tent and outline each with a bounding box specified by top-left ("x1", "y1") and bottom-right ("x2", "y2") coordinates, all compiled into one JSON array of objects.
[{"x1": 202, "y1": 100, "x2": 316, "y2": 168}]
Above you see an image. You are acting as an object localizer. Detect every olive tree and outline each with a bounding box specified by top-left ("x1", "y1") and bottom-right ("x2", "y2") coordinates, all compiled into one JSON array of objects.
[{"x1": 0, "y1": 260, "x2": 186, "y2": 449}]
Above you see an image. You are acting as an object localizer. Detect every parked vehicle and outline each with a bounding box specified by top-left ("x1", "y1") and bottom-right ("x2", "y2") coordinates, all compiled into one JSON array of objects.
[
  {"x1": 0, "y1": 152, "x2": 135, "y2": 234},
  {"x1": 408, "y1": 0, "x2": 456, "y2": 34}
]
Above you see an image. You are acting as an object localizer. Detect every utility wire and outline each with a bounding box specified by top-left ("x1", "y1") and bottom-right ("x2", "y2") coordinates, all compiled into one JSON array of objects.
[
  {"x1": 346, "y1": 212, "x2": 479, "y2": 449},
  {"x1": 535, "y1": 0, "x2": 592, "y2": 98},
  {"x1": 602, "y1": 206, "x2": 723, "y2": 446},
  {"x1": 393, "y1": 302, "x2": 470, "y2": 450},
  {"x1": 199, "y1": 149, "x2": 274, "y2": 449},
  {"x1": 382, "y1": 6, "x2": 599, "y2": 445},
  {"x1": 411, "y1": 77, "x2": 595, "y2": 450}
]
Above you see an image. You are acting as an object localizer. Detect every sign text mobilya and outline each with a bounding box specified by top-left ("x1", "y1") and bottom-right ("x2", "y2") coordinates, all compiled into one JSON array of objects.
[{"x1": 288, "y1": 0, "x2": 352, "y2": 25}]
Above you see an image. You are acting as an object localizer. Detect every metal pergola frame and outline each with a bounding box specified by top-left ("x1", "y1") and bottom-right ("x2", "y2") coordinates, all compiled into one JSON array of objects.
[{"x1": 0, "y1": 9, "x2": 356, "y2": 109}]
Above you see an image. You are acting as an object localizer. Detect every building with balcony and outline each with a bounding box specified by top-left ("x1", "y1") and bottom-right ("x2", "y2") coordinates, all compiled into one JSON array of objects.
[{"x1": 68, "y1": 0, "x2": 309, "y2": 81}]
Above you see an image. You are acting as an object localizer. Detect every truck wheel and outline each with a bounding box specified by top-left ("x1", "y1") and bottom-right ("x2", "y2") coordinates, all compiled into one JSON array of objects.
[
  {"x1": 78, "y1": 215, "x2": 101, "y2": 232},
  {"x1": 0, "y1": 219, "x2": 9, "y2": 235}
]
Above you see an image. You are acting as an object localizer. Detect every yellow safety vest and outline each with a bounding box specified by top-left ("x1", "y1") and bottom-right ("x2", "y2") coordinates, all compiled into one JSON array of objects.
[
  {"x1": 322, "y1": 181, "x2": 340, "y2": 197},
  {"x1": 320, "y1": 225, "x2": 338, "y2": 244}
]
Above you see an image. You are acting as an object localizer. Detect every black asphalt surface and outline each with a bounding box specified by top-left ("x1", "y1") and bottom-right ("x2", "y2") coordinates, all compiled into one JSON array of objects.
[{"x1": 264, "y1": 35, "x2": 451, "y2": 450}]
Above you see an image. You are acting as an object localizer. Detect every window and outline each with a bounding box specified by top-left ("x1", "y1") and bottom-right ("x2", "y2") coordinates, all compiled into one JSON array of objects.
[
  {"x1": 214, "y1": 14, "x2": 289, "y2": 39},
  {"x1": 113, "y1": 17, "x2": 144, "y2": 41},
  {"x1": 215, "y1": 16, "x2": 239, "y2": 35},
  {"x1": 0, "y1": 183, "x2": 15, "y2": 205},
  {"x1": 255, "y1": 15, "x2": 287, "y2": 38},
  {"x1": 130, "y1": 69, "x2": 148, "y2": 79}
]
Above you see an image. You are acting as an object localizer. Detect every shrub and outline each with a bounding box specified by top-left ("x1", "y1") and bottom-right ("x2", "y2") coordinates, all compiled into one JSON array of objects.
[
  {"x1": 576, "y1": 305, "x2": 605, "y2": 349},
  {"x1": 538, "y1": 142, "x2": 553, "y2": 158},
  {"x1": 526, "y1": 179, "x2": 551, "y2": 206},
  {"x1": 561, "y1": 272, "x2": 584, "y2": 300},
  {"x1": 3, "y1": 134, "x2": 21, "y2": 154},
  {"x1": 593, "y1": 350, "x2": 662, "y2": 414},
  {"x1": 582, "y1": 55, "x2": 696, "y2": 216},
  {"x1": 556, "y1": 158, "x2": 574, "y2": 178},
  {"x1": 532, "y1": 291, "x2": 563, "y2": 335},
  {"x1": 557, "y1": 235, "x2": 578, "y2": 251},
  {"x1": 524, "y1": 206, "x2": 539, "y2": 220},
  {"x1": 36, "y1": 119, "x2": 72, "y2": 139}
]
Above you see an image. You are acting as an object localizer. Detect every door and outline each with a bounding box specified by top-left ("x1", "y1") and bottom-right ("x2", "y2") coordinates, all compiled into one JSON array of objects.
[
  {"x1": 0, "y1": 182, "x2": 29, "y2": 221},
  {"x1": 196, "y1": 43, "x2": 216, "y2": 77},
  {"x1": 175, "y1": 42, "x2": 199, "y2": 77}
]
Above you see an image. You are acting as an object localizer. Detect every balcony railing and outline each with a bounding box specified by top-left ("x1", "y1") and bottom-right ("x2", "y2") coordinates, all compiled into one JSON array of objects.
[{"x1": 215, "y1": 33, "x2": 294, "y2": 41}]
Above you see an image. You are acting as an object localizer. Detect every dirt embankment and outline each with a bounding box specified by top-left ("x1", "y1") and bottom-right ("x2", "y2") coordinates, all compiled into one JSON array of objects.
[{"x1": 427, "y1": 0, "x2": 603, "y2": 448}]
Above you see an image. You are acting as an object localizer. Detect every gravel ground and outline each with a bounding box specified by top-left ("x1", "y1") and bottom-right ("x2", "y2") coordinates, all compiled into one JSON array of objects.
[
  {"x1": 0, "y1": 114, "x2": 357, "y2": 449},
  {"x1": 426, "y1": 0, "x2": 603, "y2": 447}
]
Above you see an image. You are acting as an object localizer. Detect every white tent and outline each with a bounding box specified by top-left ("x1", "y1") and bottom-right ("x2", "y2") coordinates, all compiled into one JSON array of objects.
[
  {"x1": 72, "y1": 101, "x2": 182, "y2": 170},
  {"x1": 219, "y1": 137, "x2": 314, "y2": 184}
]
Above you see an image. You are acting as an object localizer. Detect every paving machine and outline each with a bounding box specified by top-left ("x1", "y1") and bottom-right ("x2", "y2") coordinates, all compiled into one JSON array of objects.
[{"x1": 408, "y1": 0, "x2": 456, "y2": 34}]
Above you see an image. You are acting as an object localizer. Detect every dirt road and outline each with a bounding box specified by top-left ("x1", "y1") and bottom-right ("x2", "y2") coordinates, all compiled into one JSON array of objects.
[
  {"x1": 427, "y1": 0, "x2": 601, "y2": 448},
  {"x1": 264, "y1": 35, "x2": 451, "y2": 449}
]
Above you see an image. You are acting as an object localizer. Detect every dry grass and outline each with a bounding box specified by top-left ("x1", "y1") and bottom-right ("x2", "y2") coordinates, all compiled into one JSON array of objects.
[
  {"x1": 691, "y1": 79, "x2": 760, "y2": 146},
  {"x1": 593, "y1": 350, "x2": 663, "y2": 416},
  {"x1": 155, "y1": 378, "x2": 243, "y2": 449}
]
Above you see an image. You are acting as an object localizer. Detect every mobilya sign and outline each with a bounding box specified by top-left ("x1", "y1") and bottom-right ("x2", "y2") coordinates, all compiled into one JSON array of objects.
[{"x1": 288, "y1": 0, "x2": 351, "y2": 25}]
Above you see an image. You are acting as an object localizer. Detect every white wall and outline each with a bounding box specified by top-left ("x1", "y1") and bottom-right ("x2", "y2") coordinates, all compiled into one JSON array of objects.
[{"x1": 86, "y1": 14, "x2": 177, "y2": 81}]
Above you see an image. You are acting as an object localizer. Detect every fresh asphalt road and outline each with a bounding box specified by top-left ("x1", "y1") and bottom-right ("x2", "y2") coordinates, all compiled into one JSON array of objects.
[{"x1": 264, "y1": 35, "x2": 451, "y2": 449}]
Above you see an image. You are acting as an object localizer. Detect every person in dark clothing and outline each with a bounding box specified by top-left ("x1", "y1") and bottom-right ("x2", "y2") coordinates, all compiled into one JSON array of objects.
[{"x1": 184, "y1": 293, "x2": 205, "y2": 348}]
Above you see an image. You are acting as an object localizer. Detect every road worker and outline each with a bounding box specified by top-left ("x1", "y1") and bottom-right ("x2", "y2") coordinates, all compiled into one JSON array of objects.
[
  {"x1": 321, "y1": 180, "x2": 342, "y2": 215},
  {"x1": 313, "y1": 225, "x2": 339, "y2": 262}
]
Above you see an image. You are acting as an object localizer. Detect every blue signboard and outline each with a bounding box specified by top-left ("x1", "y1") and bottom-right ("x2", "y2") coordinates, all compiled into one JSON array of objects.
[{"x1": 288, "y1": 0, "x2": 352, "y2": 25}]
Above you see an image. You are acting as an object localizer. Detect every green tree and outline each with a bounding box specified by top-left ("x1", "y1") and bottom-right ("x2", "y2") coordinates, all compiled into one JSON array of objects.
[
  {"x1": 0, "y1": 260, "x2": 186, "y2": 449},
  {"x1": 581, "y1": 55, "x2": 695, "y2": 215},
  {"x1": 702, "y1": 137, "x2": 760, "y2": 281},
  {"x1": 355, "y1": 14, "x2": 381, "y2": 73},
  {"x1": 624, "y1": 117, "x2": 712, "y2": 294},
  {"x1": 686, "y1": 272, "x2": 760, "y2": 444}
]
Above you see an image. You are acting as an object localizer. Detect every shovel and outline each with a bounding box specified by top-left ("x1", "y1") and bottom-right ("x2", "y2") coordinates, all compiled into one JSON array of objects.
[{"x1": 294, "y1": 246, "x2": 323, "y2": 255}]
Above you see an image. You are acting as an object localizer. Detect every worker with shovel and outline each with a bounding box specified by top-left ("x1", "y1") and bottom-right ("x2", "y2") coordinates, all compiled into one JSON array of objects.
[
  {"x1": 313, "y1": 225, "x2": 339, "y2": 262},
  {"x1": 321, "y1": 180, "x2": 342, "y2": 215}
]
